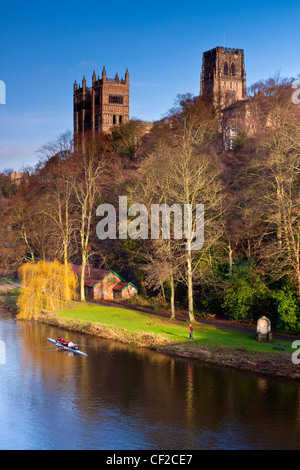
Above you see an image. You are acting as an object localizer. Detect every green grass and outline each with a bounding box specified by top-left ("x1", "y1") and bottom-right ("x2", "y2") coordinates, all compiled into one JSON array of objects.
[{"x1": 57, "y1": 300, "x2": 293, "y2": 354}]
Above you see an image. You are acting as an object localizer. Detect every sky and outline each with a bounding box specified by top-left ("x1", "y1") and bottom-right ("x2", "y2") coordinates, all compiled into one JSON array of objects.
[{"x1": 0, "y1": 0, "x2": 299, "y2": 172}]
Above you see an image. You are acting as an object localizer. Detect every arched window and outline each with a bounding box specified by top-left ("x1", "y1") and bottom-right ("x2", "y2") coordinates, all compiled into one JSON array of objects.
[
  {"x1": 119, "y1": 115, "x2": 122, "y2": 124},
  {"x1": 231, "y1": 63, "x2": 236, "y2": 76},
  {"x1": 113, "y1": 114, "x2": 116, "y2": 125},
  {"x1": 224, "y1": 62, "x2": 228, "y2": 75}
]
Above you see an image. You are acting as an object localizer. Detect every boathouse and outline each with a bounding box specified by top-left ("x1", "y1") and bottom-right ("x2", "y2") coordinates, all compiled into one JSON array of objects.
[{"x1": 71, "y1": 265, "x2": 138, "y2": 301}]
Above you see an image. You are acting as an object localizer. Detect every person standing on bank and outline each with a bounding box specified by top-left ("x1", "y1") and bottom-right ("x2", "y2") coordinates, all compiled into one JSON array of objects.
[{"x1": 189, "y1": 324, "x2": 194, "y2": 341}]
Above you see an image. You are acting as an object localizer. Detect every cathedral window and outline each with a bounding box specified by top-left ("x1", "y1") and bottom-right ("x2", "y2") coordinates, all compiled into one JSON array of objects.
[
  {"x1": 109, "y1": 95, "x2": 124, "y2": 104},
  {"x1": 224, "y1": 62, "x2": 228, "y2": 75},
  {"x1": 231, "y1": 63, "x2": 236, "y2": 76}
]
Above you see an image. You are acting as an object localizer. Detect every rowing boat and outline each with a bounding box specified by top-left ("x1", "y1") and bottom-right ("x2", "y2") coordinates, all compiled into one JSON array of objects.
[{"x1": 47, "y1": 338, "x2": 87, "y2": 357}]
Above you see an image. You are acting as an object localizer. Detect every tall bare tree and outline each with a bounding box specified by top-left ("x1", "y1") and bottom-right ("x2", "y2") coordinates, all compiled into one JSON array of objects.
[
  {"x1": 129, "y1": 96, "x2": 224, "y2": 321},
  {"x1": 72, "y1": 137, "x2": 109, "y2": 301},
  {"x1": 231, "y1": 79, "x2": 300, "y2": 296}
]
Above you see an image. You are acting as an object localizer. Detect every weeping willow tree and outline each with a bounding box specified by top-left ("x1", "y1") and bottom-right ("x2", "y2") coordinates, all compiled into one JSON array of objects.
[{"x1": 17, "y1": 260, "x2": 78, "y2": 319}]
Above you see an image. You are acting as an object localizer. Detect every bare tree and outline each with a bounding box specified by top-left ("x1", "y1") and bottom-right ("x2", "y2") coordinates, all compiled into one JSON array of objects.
[
  {"x1": 232, "y1": 79, "x2": 300, "y2": 296},
  {"x1": 129, "y1": 96, "x2": 224, "y2": 321},
  {"x1": 72, "y1": 137, "x2": 109, "y2": 301}
]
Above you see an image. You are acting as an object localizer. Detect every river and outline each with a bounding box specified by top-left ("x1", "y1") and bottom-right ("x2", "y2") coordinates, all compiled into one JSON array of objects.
[{"x1": 0, "y1": 308, "x2": 300, "y2": 450}]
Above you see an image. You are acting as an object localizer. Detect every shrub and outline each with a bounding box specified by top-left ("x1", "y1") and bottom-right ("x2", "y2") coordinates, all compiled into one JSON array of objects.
[
  {"x1": 221, "y1": 261, "x2": 269, "y2": 321},
  {"x1": 272, "y1": 286, "x2": 300, "y2": 331}
]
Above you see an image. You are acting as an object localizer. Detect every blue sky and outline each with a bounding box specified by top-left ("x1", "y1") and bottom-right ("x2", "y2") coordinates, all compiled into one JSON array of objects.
[{"x1": 0, "y1": 0, "x2": 299, "y2": 172}]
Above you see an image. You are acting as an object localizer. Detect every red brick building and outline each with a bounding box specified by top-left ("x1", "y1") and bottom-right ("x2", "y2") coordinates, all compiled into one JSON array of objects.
[{"x1": 71, "y1": 265, "x2": 137, "y2": 301}]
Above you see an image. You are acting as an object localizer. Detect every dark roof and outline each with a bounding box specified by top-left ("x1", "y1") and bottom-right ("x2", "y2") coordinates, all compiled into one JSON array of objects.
[
  {"x1": 71, "y1": 265, "x2": 112, "y2": 287},
  {"x1": 113, "y1": 281, "x2": 138, "y2": 292},
  {"x1": 113, "y1": 281, "x2": 128, "y2": 292}
]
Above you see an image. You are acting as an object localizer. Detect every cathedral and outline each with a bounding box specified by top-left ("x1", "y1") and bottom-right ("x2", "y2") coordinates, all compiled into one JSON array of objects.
[
  {"x1": 73, "y1": 46, "x2": 247, "y2": 147},
  {"x1": 200, "y1": 46, "x2": 247, "y2": 150}
]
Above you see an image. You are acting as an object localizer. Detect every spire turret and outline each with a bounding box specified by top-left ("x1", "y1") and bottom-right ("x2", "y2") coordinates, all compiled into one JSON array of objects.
[{"x1": 125, "y1": 68, "x2": 129, "y2": 84}]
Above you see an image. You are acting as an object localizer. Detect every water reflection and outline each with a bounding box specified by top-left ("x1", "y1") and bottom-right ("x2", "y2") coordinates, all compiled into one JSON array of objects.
[{"x1": 1, "y1": 312, "x2": 300, "y2": 449}]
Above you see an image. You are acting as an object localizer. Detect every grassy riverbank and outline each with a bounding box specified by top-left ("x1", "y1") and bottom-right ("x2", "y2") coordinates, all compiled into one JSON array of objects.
[
  {"x1": 55, "y1": 301, "x2": 290, "y2": 352},
  {"x1": 38, "y1": 300, "x2": 300, "y2": 381},
  {"x1": 0, "y1": 277, "x2": 298, "y2": 380}
]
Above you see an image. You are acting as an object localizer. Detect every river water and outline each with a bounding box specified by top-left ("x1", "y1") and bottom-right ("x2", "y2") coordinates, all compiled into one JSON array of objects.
[{"x1": 0, "y1": 308, "x2": 300, "y2": 450}]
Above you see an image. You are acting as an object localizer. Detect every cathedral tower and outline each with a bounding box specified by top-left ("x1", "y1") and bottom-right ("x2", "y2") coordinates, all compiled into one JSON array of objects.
[
  {"x1": 73, "y1": 67, "x2": 129, "y2": 136},
  {"x1": 200, "y1": 47, "x2": 246, "y2": 109}
]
